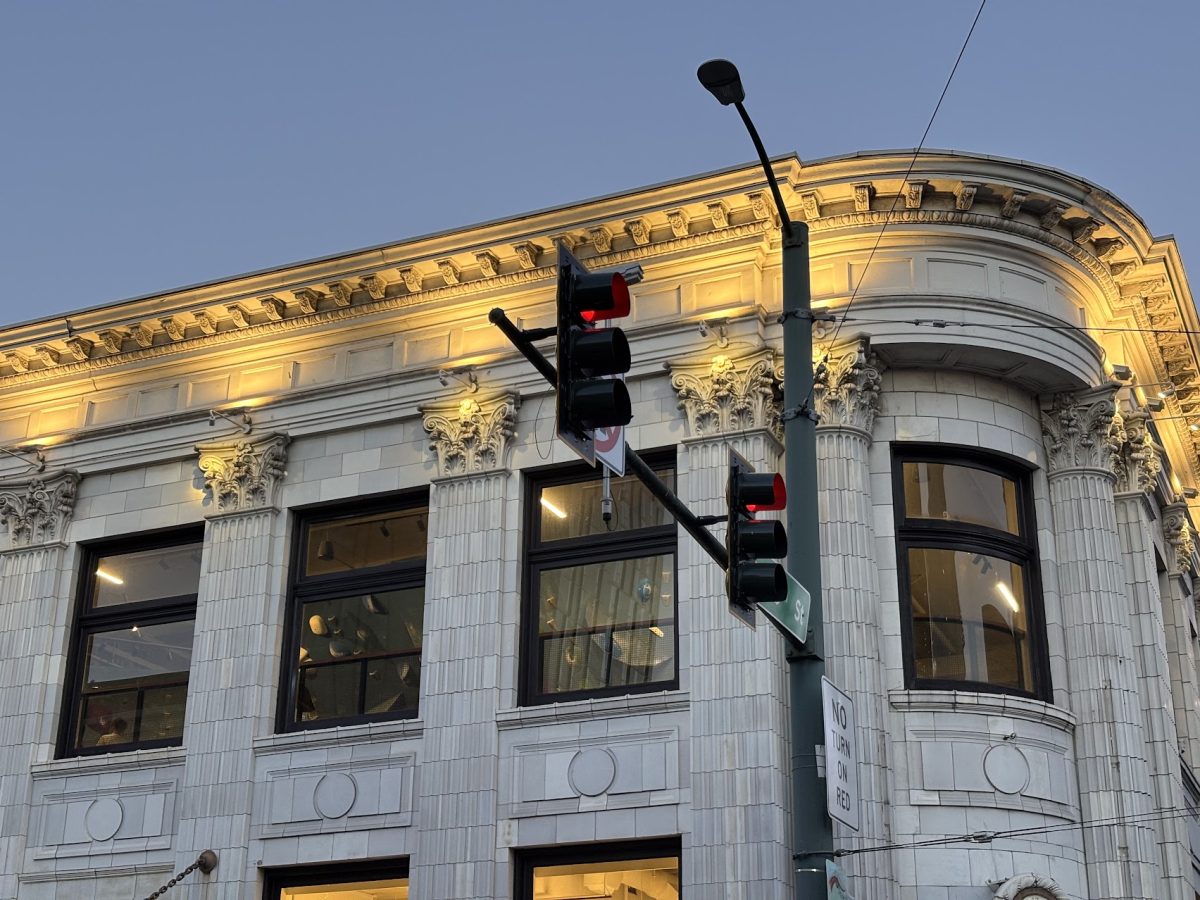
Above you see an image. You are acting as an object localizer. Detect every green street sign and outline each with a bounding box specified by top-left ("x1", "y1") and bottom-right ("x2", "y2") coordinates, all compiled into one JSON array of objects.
[{"x1": 758, "y1": 571, "x2": 810, "y2": 647}]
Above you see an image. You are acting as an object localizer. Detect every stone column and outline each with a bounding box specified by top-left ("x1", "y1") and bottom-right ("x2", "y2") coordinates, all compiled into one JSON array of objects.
[
  {"x1": 1041, "y1": 389, "x2": 1159, "y2": 900},
  {"x1": 175, "y1": 433, "x2": 289, "y2": 898},
  {"x1": 1113, "y1": 412, "x2": 1191, "y2": 899},
  {"x1": 1161, "y1": 506, "x2": 1200, "y2": 769},
  {"x1": 412, "y1": 393, "x2": 517, "y2": 900},
  {"x1": 0, "y1": 471, "x2": 78, "y2": 900},
  {"x1": 670, "y1": 347, "x2": 793, "y2": 900},
  {"x1": 812, "y1": 340, "x2": 894, "y2": 900}
]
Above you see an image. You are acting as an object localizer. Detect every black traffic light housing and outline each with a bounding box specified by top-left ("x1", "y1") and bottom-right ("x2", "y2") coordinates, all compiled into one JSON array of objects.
[
  {"x1": 556, "y1": 243, "x2": 633, "y2": 461},
  {"x1": 726, "y1": 449, "x2": 788, "y2": 618}
]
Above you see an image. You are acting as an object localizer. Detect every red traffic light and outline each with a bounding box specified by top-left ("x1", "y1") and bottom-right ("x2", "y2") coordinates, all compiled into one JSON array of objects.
[
  {"x1": 746, "y1": 473, "x2": 786, "y2": 513},
  {"x1": 573, "y1": 272, "x2": 631, "y2": 322}
]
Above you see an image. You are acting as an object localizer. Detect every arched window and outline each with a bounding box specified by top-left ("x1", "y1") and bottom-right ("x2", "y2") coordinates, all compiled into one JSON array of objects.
[{"x1": 893, "y1": 447, "x2": 1050, "y2": 699}]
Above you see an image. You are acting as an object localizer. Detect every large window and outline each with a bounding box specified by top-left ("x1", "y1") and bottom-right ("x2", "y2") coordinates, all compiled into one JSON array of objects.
[
  {"x1": 523, "y1": 455, "x2": 677, "y2": 704},
  {"x1": 516, "y1": 840, "x2": 680, "y2": 900},
  {"x1": 264, "y1": 860, "x2": 408, "y2": 900},
  {"x1": 893, "y1": 448, "x2": 1048, "y2": 698},
  {"x1": 280, "y1": 497, "x2": 428, "y2": 730},
  {"x1": 61, "y1": 529, "x2": 203, "y2": 756}
]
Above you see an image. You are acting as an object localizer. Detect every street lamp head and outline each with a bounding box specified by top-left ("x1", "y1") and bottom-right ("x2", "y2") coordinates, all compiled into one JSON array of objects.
[{"x1": 697, "y1": 59, "x2": 745, "y2": 105}]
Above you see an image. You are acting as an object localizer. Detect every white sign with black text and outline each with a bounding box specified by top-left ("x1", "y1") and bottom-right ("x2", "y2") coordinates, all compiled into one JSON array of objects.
[{"x1": 821, "y1": 676, "x2": 859, "y2": 832}]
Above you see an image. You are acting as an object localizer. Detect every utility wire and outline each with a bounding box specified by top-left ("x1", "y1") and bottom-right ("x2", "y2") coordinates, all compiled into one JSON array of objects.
[
  {"x1": 813, "y1": 0, "x2": 988, "y2": 394},
  {"x1": 815, "y1": 313, "x2": 1200, "y2": 341},
  {"x1": 835, "y1": 803, "x2": 1198, "y2": 858}
]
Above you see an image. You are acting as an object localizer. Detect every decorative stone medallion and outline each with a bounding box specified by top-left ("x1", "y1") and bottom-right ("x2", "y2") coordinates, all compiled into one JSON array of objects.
[
  {"x1": 567, "y1": 748, "x2": 617, "y2": 797},
  {"x1": 313, "y1": 772, "x2": 357, "y2": 819},
  {"x1": 84, "y1": 797, "x2": 124, "y2": 842},
  {"x1": 983, "y1": 743, "x2": 1030, "y2": 795}
]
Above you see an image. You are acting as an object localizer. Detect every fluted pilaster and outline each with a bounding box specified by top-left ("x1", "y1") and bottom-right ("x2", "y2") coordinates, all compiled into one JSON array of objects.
[
  {"x1": 412, "y1": 469, "x2": 511, "y2": 900},
  {"x1": 1042, "y1": 389, "x2": 1160, "y2": 899},
  {"x1": 813, "y1": 340, "x2": 893, "y2": 900}
]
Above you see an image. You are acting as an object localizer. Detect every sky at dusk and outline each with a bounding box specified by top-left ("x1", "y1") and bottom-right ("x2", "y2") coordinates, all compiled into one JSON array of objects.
[{"x1": 1, "y1": 1, "x2": 1197, "y2": 329}]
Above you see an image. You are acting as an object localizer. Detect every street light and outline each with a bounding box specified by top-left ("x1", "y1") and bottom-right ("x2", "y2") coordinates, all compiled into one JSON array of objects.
[{"x1": 698, "y1": 58, "x2": 834, "y2": 897}]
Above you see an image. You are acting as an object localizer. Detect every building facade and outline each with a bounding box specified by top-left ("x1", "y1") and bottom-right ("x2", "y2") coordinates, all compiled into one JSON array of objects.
[{"x1": 1, "y1": 151, "x2": 1199, "y2": 900}]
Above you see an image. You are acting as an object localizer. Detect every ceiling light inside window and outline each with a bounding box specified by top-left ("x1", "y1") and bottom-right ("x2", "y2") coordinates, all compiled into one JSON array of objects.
[
  {"x1": 994, "y1": 580, "x2": 1020, "y2": 613},
  {"x1": 95, "y1": 568, "x2": 124, "y2": 585},
  {"x1": 540, "y1": 496, "x2": 568, "y2": 519}
]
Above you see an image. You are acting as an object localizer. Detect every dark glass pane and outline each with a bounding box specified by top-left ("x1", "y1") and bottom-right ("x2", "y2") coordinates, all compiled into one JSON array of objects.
[
  {"x1": 305, "y1": 508, "x2": 428, "y2": 577},
  {"x1": 92, "y1": 542, "x2": 202, "y2": 608},
  {"x1": 279, "y1": 879, "x2": 409, "y2": 900},
  {"x1": 538, "y1": 554, "x2": 675, "y2": 695},
  {"x1": 296, "y1": 587, "x2": 424, "y2": 722},
  {"x1": 908, "y1": 547, "x2": 1031, "y2": 691},
  {"x1": 539, "y1": 469, "x2": 675, "y2": 541},
  {"x1": 76, "y1": 618, "x2": 193, "y2": 749},
  {"x1": 902, "y1": 462, "x2": 1019, "y2": 535},
  {"x1": 531, "y1": 856, "x2": 679, "y2": 899}
]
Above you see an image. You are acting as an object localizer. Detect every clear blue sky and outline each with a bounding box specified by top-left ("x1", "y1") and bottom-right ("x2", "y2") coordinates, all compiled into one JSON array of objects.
[{"x1": 1, "y1": 1, "x2": 1196, "y2": 327}]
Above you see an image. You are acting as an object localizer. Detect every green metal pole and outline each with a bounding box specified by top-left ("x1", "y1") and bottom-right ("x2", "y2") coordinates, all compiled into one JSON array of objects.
[{"x1": 781, "y1": 220, "x2": 833, "y2": 896}]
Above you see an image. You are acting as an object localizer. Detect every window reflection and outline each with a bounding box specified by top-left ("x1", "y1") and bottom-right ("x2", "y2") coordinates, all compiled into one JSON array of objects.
[
  {"x1": 531, "y1": 856, "x2": 679, "y2": 900},
  {"x1": 305, "y1": 508, "x2": 427, "y2": 577},
  {"x1": 539, "y1": 468, "x2": 674, "y2": 540},
  {"x1": 902, "y1": 461, "x2": 1019, "y2": 534},
  {"x1": 538, "y1": 555, "x2": 675, "y2": 695},
  {"x1": 278, "y1": 878, "x2": 409, "y2": 899},
  {"x1": 92, "y1": 542, "x2": 203, "y2": 608},
  {"x1": 908, "y1": 548, "x2": 1031, "y2": 691}
]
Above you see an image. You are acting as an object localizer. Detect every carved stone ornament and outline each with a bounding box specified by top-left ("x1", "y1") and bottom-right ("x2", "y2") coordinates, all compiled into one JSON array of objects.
[
  {"x1": 161, "y1": 317, "x2": 187, "y2": 341},
  {"x1": 362, "y1": 275, "x2": 388, "y2": 300},
  {"x1": 476, "y1": 251, "x2": 500, "y2": 278},
  {"x1": 707, "y1": 201, "x2": 730, "y2": 229},
  {"x1": 421, "y1": 392, "x2": 519, "y2": 477},
  {"x1": 400, "y1": 268, "x2": 423, "y2": 293},
  {"x1": 0, "y1": 470, "x2": 79, "y2": 547},
  {"x1": 196, "y1": 433, "x2": 290, "y2": 513},
  {"x1": 954, "y1": 182, "x2": 979, "y2": 211},
  {"x1": 228, "y1": 304, "x2": 251, "y2": 329},
  {"x1": 132, "y1": 324, "x2": 154, "y2": 348},
  {"x1": 194, "y1": 313, "x2": 218, "y2": 335},
  {"x1": 991, "y1": 872, "x2": 1068, "y2": 900},
  {"x1": 624, "y1": 219, "x2": 651, "y2": 247},
  {"x1": 1040, "y1": 386, "x2": 1122, "y2": 474},
  {"x1": 437, "y1": 259, "x2": 461, "y2": 286},
  {"x1": 1000, "y1": 190, "x2": 1027, "y2": 219},
  {"x1": 294, "y1": 288, "x2": 321, "y2": 315},
  {"x1": 852, "y1": 183, "x2": 874, "y2": 212},
  {"x1": 799, "y1": 191, "x2": 822, "y2": 220},
  {"x1": 667, "y1": 209, "x2": 690, "y2": 238},
  {"x1": 1164, "y1": 505, "x2": 1196, "y2": 576},
  {"x1": 35, "y1": 345, "x2": 60, "y2": 367},
  {"x1": 513, "y1": 242, "x2": 542, "y2": 269},
  {"x1": 1071, "y1": 218, "x2": 1100, "y2": 246},
  {"x1": 1113, "y1": 409, "x2": 1162, "y2": 494},
  {"x1": 668, "y1": 347, "x2": 782, "y2": 440},
  {"x1": 66, "y1": 337, "x2": 93, "y2": 361},
  {"x1": 100, "y1": 330, "x2": 126, "y2": 353},
  {"x1": 1040, "y1": 203, "x2": 1068, "y2": 230},
  {"x1": 589, "y1": 226, "x2": 613, "y2": 254},
  {"x1": 328, "y1": 282, "x2": 353, "y2": 307},
  {"x1": 6, "y1": 352, "x2": 30, "y2": 374},
  {"x1": 260, "y1": 296, "x2": 285, "y2": 321},
  {"x1": 747, "y1": 192, "x2": 771, "y2": 221},
  {"x1": 812, "y1": 339, "x2": 884, "y2": 433},
  {"x1": 904, "y1": 180, "x2": 927, "y2": 210}
]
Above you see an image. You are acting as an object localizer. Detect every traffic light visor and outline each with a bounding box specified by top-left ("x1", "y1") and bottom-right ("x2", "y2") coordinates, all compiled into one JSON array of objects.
[
  {"x1": 575, "y1": 272, "x2": 631, "y2": 322},
  {"x1": 743, "y1": 473, "x2": 787, "y2": 513}
]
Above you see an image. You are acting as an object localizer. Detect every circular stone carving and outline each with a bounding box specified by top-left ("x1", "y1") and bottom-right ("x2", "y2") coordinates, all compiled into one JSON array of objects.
[
  {"x1": 85, "y1": 797, "x2": 123, "y2": 841},
  {"x1": 314, "y1": 772, "x2": 357, "y2": 819},
  {"x1": 983, "y1": 743, "x2": 1030, "y2": 795},
  {"x1": 568, "y1": 748, "x2": 617, "y2": 797}
]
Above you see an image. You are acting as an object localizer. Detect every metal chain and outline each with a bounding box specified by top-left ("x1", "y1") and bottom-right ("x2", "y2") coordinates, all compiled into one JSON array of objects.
[{"x1": 143, "y1": 854, "x2": 209, "y2": 900}]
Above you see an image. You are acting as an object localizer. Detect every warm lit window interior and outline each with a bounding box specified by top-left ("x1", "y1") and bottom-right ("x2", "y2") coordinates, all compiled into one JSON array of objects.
[
  {"x1": 532, "y1": 857, "x2": 679, "y2": 899},
  {"x1": 279, "y1": 879, "x2": 408, "y2": 899}
]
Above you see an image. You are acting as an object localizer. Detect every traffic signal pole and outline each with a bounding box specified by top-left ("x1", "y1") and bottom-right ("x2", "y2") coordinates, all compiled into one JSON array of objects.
[{"x1": 696, "y1": 59, "x2": 833, "y2": 896}]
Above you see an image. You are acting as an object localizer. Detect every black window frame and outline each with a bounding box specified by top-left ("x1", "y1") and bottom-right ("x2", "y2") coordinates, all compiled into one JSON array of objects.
[
  {"x1": 521, "y1": 450, "x2": 679, "y2": 706},
  {"x1": 263, "y1": 858, "x2": 409, "y2": 899},
  {"x1": 58, "y1": 525, "x2": 204, "y2": 758},
  {"x1": 514, "y1": 837, "x2": 681, "y2": 900},
  {"x1": 892, "y1": 443, "x2": 1051, "y2": 700},
  {"x1": 278, "y1": 491, "x2": 429, "y2": 734}
]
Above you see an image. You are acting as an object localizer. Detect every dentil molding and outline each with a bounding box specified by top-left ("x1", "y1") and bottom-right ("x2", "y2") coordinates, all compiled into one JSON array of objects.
[
  {"x1": 0, "y1": 469, "x2": 79, "y2": 548},
  {"x1": 196, "y1": 432, "x2": 290, "y2": 513},
  {"x1": 421, "y1": 392, "x2": 519, "y2": 477},
  {"x1": 812, "y1": 338, "x2": 884, "y2": 434},
  {"x1": 667, "y1": 345, "x2": 782, "y2": 440}
]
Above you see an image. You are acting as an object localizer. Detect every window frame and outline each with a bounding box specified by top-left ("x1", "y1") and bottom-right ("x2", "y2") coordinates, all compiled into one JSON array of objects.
[
  {"x1": 520, "y1": 451, "x2": 678, "y2": 706},
  {"x1": 277, "y1": 491, "x2": 429, "y2": 734},
  {"x1": 513, "y1": 837, "x2": 681, "y2": 900},
  {"x1": 263, "y1": 858, "x2": 409, "y2": 899},
  {"x1": 891, "y1": 444, "x2": 1051, "y2": 700},
  {"x1": 58, "y1": 525, "x2": 204, "y2": 758}
]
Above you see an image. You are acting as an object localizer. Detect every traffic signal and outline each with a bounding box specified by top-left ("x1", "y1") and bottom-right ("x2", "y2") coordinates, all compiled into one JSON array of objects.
[
  {"x1": 556, "y1": 243, "x2": 633, "y2": 458},
  {"x1": 726, "y1": 449, "x2": 788, "y2": 614}
]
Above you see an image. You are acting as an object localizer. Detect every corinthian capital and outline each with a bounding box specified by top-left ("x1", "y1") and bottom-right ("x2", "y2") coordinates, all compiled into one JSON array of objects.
[
  {"x1": 196, "y1": 432, "x2": 290, "y2": 513},
  {"x1": 0, "y1": 470, "x2": 79, "y2": 548},
  {"x1": 1164, "y1": 504, "x2": 1196, "y2": 576},
  {"x1": 1040, "y1": 386, "x2": 1122, "y2": 474},
  {"x1": 421, "y1": 392, "x2": 519, "y2": 477},
  {"x1": 812, "y1": 339, "x2": 884, "y2": 433},
  {"x1": 1112, "y1": 409, "x2": 1162, "y2": 494},
  {"x1": 668, "y1": 347, "x2": 782, "y2": 440}
]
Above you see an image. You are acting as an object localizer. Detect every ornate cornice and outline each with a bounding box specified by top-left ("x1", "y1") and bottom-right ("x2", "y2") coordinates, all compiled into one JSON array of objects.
[
  {"x1": 1112, "y1": 409, "x2": 1162, "y2": 495},
  {"x1": 1164, "y1": 503, "x2": 1196, "y2": 576},
  {"x1": 420, "y1": 392, "x2": 519, "y2": 477},
  {"x1": 1041, "y1": 385, "x2": 1122, "y2": 475},
  {"x1": 667, "y1": 345, "x2": 782, "y2": 440},
  {"x1": 196, "y1": 433, "x2": 290, "y2": 513},
  {"x1": 812, "y1": 339, "x2": 884, "y2": 434},
  {"x1": 0, "y1": 469, "x2": 78, "y2": 548}
]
